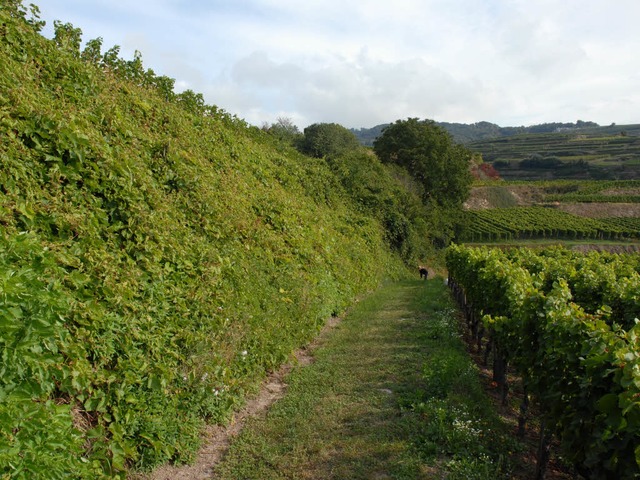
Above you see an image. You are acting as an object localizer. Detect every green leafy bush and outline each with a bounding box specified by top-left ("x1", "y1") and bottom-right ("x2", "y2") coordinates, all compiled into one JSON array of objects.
[
  {"x1": 0, "y1": 3, "x2": 414, "y2": 477},
  {"x1": 0, "y1": 233, "x2": 105, "y2": 478},
  {"x1": 446, "y1": 245, "x2": 640, "y2": 478}
]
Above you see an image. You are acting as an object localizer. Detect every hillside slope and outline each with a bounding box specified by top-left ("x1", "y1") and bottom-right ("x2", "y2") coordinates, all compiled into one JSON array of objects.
[
  {"x1": 0, "y1": 4, "x2": 412, "y2": 478},
  {"x1": 469, "y1": 130, "x2": 640, "y2": 180},
  {"x1": 353, "y1": 122, "x2": 640, "y2": 180},
  {"x1": 351, "y1": 120, "x2": 622, "y2": 146}
]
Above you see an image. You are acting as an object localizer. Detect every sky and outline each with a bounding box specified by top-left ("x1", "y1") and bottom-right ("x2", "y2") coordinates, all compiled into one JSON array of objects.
[{"x1": 37, "y1": 0, "x2": 640, "y2": 130}]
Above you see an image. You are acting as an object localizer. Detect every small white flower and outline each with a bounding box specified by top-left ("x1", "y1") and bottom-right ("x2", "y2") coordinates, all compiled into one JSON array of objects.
[
  {"x1": 241, "y1": 350, "x2": 248, "y2": 356},
  {"x1": 201, "y1": 373, "x2": 208, "y2": 381}
]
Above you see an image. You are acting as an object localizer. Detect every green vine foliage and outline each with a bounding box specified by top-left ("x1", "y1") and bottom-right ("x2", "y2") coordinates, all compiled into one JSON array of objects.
[
  {"x1": 459, "y1": 206, "x2": 640, "y2": 242},
  {"x1": 446, "y1": 245, "x2": 640, "y2": 479},
  {"x1": 0, "y1": 2, "x2": 415, "y2": 478}
]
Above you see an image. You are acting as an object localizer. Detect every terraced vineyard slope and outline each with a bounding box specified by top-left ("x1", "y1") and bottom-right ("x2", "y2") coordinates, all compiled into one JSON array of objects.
[
  {"x1": 460, "y1": 180, "x2": 640, "y2": 250},
  {"x1": 469, "y1": 126, "x2": 640, "y2": 180}
]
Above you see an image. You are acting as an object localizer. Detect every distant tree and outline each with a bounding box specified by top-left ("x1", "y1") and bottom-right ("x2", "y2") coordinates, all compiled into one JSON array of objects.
[
  {"x1": 4, "y1": 2, "x2": 45, "y2": 31},
  {"x1": 148, "y1": 74, "x2": 176, "y2": 102},
  {"x1": 53, "y1": 20, "x2": 82, "y2": 55},
  {"x1": 520, "y1": 155, "x2": 562, "y2": 169},
  {"x1": 264, "y1": 117, "x2": 302, "y2": 145},
  {"x1": 176, "y1": 89, "x2": 205, "y2": 115},
  {"x1": 81, "y1": 37, "x2": 103, "y2": 64},
  {"x1": 102, "y1": 45, "x2": 122, "y2": 70},
  {"x1": 299, "y1": 123, "x2": 361, "y2": 159},
  {"x1": 350, "y1": 124, "x2": 389, "y2": 146},
  {"x1": 326, "y1": 149, "x2": 429, "y2": 261},
  {"x1": 123, "y1": 50, "x2": 145, "y2": 83},
  {"x1": 492, "y1": 160, "x2": 510, "y2": 169},
  {"x1": 373, "y1": 118, "x2": 473, "y2": 208}
]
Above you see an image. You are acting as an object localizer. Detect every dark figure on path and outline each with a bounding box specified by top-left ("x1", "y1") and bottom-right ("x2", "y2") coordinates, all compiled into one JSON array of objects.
[{"x1": 419, "y1": 266, "x2": 428, "y2": 280}]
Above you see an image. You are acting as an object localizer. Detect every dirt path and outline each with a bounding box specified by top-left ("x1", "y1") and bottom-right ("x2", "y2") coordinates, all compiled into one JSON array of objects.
[
  {"x1": 138, "y1": 280, "x2": 437, "y2": 479},
  {"x1": 139, "y1": 279, "x2": 559, "y2": 479},
  {"x1": 210, "y1": 281, "x2": 442, "y2": 479},
  {"x1": 139, "y1": 316, "x2": 342, "y2": 480}
]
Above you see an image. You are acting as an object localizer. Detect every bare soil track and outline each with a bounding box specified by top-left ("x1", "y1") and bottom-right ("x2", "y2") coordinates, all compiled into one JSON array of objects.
[{"x1": 137, "y1": 317, "x2": 341, "y2": 480}]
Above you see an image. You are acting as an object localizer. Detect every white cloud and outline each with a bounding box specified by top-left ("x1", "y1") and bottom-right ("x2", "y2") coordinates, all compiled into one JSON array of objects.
[{"x1": 38, "y1": 0, "x2": 640, "y2": 128}]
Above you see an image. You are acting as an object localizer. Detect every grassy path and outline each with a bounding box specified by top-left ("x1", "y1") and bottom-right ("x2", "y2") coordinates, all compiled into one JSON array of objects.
[{"x1": 212, "y1": 279, "x2": 514, "y2": 479}]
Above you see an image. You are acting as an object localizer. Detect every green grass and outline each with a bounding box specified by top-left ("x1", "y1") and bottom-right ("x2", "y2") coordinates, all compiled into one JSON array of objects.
[{"x1": 213, "y1": 280, "x2": 518, "y2": 479}]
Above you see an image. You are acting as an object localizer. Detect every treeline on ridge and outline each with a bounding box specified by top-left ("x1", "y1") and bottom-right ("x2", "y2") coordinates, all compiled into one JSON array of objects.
[
  {"x1": 351, "y1": 120, "x2": 603, "y2": 146},
  {"x1": 263, "y1": 117, "x2": 474, "y2": 248}
]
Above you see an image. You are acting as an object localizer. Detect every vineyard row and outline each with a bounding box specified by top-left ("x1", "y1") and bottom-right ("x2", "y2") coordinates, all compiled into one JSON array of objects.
[
  {"x1": 445, "y1": 245, "x2": 640, "y2": 479},
  {"x1": 459, "y1": 206, "x2": 640, "y2": 242}
]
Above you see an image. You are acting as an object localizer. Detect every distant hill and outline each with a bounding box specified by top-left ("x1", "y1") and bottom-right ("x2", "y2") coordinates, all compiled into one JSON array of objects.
[
  {"x1": 352, "y1": 120, "x2": 608, "y2": 145},
  {"x1": 350, "y1": 124, "x2": 388, "y2": 146},
  {"x1": 468, "y1": 127, "x2": 640, "y2": 180},
  {"x1": 352, "y1": 120, "x2": 640, "y2": 180}
]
